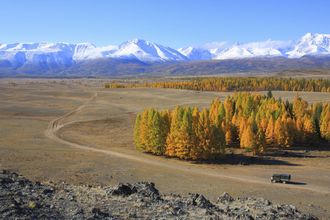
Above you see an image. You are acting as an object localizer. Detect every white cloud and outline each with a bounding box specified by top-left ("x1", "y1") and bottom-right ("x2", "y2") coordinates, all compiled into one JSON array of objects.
[
  {"x1": 240, "y1": 39, "x2": 294, "y2": 49},
  {"x1": 202, "y1": 41, "x2": 231, "y2": 50}
]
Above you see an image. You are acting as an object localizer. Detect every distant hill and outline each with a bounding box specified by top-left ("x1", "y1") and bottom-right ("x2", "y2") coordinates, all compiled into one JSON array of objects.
[
  {"x1": 1, "y1": 56, "x2": 330, "y2": 78},
  {"x1": 1, "y1": 33, "x2": 330, "y2": 77}
]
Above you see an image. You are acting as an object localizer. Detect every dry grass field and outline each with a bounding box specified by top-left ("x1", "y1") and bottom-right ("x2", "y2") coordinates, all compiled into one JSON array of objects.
[{"x1": 0, "y1": 79, "x2": 329, "y2": 218}]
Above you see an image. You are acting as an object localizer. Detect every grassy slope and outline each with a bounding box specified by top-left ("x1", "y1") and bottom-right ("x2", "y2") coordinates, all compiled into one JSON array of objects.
[{"x1": 1, "y1": 56, "x2": 330, "y2": 78}]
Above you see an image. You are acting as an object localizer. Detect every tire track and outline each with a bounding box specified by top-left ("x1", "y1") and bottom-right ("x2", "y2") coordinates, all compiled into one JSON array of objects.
[{"x1": 45, "y1": 91, "x2": 329, "y2": 195}]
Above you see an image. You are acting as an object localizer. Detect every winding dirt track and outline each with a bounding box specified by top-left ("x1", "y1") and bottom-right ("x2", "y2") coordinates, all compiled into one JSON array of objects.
[{"x1": 45, "y1": 91, "x2": 329, "y2": 195}]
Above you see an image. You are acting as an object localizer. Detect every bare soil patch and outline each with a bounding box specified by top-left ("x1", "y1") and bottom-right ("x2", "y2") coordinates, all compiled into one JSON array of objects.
[{"x1": 0, "y1": 79, "x2": 329, "y2": 218}]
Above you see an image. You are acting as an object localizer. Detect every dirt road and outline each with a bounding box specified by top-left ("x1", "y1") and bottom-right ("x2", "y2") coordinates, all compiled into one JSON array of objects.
[{"x1": 44, "y1": 90, "x2": 330, "y2": 195}]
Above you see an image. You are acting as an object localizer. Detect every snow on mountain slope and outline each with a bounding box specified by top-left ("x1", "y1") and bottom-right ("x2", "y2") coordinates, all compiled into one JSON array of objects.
[
  {"x1": 214, "y1": 45, "x2": 255, "y2": 59},
  {"x1": 0, "y1": 39, "x2": 186, "y2": 66},
  {"x1": 73, "y1": 43, "x2": 98, "y2": 60},
  {"x1": 0, "y1": 42, "x2": 76, "y2": 67},
  {"x1": 73, "y1": 43, "x2": 117, "y2": 60},
  {"x1": 112, "y1": 39, "x2": 187, "y2": 62},
  {"x1": 179, "y1": 40, "x2": 294, "y2": 60},
  {"x1": 178, "y1": 46, "x2": 212, "y2": 60},
  {"x1": 286, "y1": 33, "x2": 330, "y2": 58},
  {"x1": 212, "y1": 40, "x2": 293, "y2": 60},
  {"x1": 213, "y1": 45, "x2": 283, "y2": 60},
  {"x1": 1, "y1": 33, "x2": 330, "y2": 68}
]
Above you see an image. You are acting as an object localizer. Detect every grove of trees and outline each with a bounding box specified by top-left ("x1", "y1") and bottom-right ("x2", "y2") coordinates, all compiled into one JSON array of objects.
[
  {"x1": 105, "y1": 77, "x2": 330, "y2": 92},
  {"x1": 134, "y1": 93, "x2": 330, "y2": 160}
]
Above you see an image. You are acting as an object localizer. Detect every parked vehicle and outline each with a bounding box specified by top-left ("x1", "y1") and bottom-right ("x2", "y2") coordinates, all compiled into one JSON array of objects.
[{"x1": 271, "y1": 174, "x2": 291, "y2": 183}]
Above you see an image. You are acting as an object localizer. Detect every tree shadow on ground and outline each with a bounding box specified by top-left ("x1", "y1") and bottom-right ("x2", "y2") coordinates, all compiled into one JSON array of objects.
[
  {"x1": 287, "y1": 141, "x2": 330, "y2": 151},
  {"x1": 263, "y1": 149, "x2": 330, "y2": 159},
  {"x1": 287, "y1": 181, "x2": 307, "y2": 185},
  {"x1": 192, "y1": 154, "x2": 300, "y2": 166}
]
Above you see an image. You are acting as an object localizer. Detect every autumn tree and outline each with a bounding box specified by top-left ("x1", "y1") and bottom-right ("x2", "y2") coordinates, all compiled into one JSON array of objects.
[
  {"x1": 134, "y1": 93, "x2": 330, "y2": 160},
  {"x1": 265, "y1": 116, "x2": 274, "y2": 146},
  {"x1": 303, "y1": 115, "x2": 317, "y2": 145},
  {"x1": 274, "y1": 117, "x2": 290, "y2": 147},
  {"x1": 107, "y1": 78, "x2": 330, "y2": 93},
  {"x1": 165, "y1": 106, "x2": 184, "y2": 157},
  {"x1": 134, "y1": 113, "x2": 142, "y2": 150},
  {"x1": 196, "y1": 109, "x2": 212, "y2": 159},
  {"x1": 240, "y1": 121, "x2": 256, "y2": 150},
  {"x1": 147, "y1": 110, "x2": 168, "y2": 155},
  {"x1": 190, "y1": 107, "x2": 202, "y2": 159},
  {"x1": 320, "y1": 104, "x2": 330, "y2": 142},
  {"x1": 138, "y1": 109, "x2": 150, "y2": 151},
  {"x1": 175, "y1": 108, "x2": 195, "y2": 159}
]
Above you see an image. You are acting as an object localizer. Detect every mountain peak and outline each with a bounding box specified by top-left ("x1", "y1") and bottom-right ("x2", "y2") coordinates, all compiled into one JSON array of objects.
[
  {"x1": 178, "y1": 47, "x2": 211, "y2": 60},
  {"x1": 300, "y1": 33, "x2": 330, "y2": 42},
  {"x1": 124, "y1": 38, "x2": 154, "y2": 47},
  {"x1": 116, "y1": 38, "x2": 186, "y2": 62},
  {"x1": 76, "y1": 42, "x2": 96, "y2": 48},
  {"x1": 287, "y1": 33, "x2": 330, "y2": 58},
  {"x1": 301, "y1": 32, "x2": 314, "y2": 40},
  {"x1": 129, "y1": 38, "x2": 147, "y2": 43},
  {"x1": 1, "y1": 33, "x2": 330, "y2": 67}
]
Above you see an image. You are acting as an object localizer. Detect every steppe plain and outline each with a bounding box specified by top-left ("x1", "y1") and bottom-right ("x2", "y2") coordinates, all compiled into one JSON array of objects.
[{"x1": 0, "y1": 79, "x2": 329, "y2": 218}]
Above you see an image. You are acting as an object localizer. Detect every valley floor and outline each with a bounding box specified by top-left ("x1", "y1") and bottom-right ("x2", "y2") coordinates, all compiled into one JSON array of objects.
[{"x1": 0, "y1": 79, "x2": 329, "y2": 218}]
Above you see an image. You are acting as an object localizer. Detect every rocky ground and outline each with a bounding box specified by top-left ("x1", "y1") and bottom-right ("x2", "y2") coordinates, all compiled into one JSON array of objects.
[{"x1": 0, "y1": 170, "x2": 317, "y2": 220}]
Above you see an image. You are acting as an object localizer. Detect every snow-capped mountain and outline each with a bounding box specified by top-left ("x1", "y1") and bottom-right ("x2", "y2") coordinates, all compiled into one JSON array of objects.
[
  {"x1": 212, "y1": 40, "x2": 292, "y2": 60},
  {"x1": 0, "y1": 42, "x2": 76, "y2": 67},
  {"x1": 286, "y1": 33, "x2": 330, "y2": 58},
  {"x1": 111, "y1": 39, "x2": 187, "y2": 62},
  {"x1": 179, "y1": 33, "x2": 330, "y2": 60},
  {"x1": 0, "y1": 33, "x2": 330, "y2": 69},
  {"x1": 73, "y1": 39, "x2": 187, "y2": 62},
  {"x1": 0, "y1": 39, "x2": 186, "y2": 67},
  {"x1": 179, "y1": 40, "x2": 294, "y2": 60},
  {"x1": 178, "y1": 47, "x2": 212, "y2": 60},
  {"x1": 73, "y1": 43, "x2": 118, "y2": 61}
]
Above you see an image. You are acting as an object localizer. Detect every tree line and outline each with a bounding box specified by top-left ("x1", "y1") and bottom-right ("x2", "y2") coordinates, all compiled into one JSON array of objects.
[
  {"x1": 105, "y1": 77, "x2": 330, "y2": 92},
  {"x1": 134, "y1": 93, "x2": 330, "y2": 160}
]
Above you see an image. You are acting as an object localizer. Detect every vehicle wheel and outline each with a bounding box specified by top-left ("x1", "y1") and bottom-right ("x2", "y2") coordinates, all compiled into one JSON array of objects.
[{"x1": 283, "y1": 181, "x2": 286, "y2": 184}]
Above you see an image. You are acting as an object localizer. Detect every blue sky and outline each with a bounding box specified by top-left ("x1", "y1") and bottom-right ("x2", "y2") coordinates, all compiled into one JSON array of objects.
[{"x1": 1, "y1": 0, "x2": 329, "y2": 48}]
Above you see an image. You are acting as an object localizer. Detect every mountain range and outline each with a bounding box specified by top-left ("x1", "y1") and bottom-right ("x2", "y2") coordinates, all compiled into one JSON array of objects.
[
  {"x1": 179, "y1": 33, "x2": 330, "y2": 60},
  {"x1": 1, "y1": 33, "x2": 330, "y2": 77}
]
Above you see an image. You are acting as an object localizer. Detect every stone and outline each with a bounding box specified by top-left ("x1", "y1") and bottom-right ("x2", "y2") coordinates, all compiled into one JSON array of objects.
[
  {"x1": 91, "y1": 207, "x2": 111, "y2": 218},
  {"x1": 109, "y1": 183, "x2": 133, "y2": 196},
  {"x1": 132, "y1": 182, "x2": 159, "y2": 197},
  {"x1": 42, "y1": 187, "x2": 54, "y2": 195},
  {"x1": 217, "y1": 192, "x2": 235, "y2": 204},
  {"x1": 188, "y1": 193, "x2": 213, "y2": 208},
  {"x1": 0, "y1": 170, "x2": 318, "y2": 220}
]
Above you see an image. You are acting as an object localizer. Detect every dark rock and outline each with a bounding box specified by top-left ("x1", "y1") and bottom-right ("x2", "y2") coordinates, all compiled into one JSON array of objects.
[
  {"x1": 217, "y1": 192, "x2": 235, "y2": 204},
  {"x1": 1, "y1": 176, "x2": 14, "y2": 184},
  {"x1": 131, "y1": 182, "x2": 161, "y2": 200},
  {"x1": 109, "y1": 183, "x2": 133, "y2": 196},
  {"x1": 0, "y1": 170, "x2": 319, "y2": 220},
  {"x1": 91, "y1": 207, "x2": 112, "y2": 219},
  {"x1": 235, "y1": 213, "x2": 254, "y2": 220},
  {"x1": 42, "y1": 187, "x2": 54, "y2": 195},
  {"x1": 128, "y1": 211, "x2": 137, "y2": 218},
  {"x1": 188, "y1": 193, "x2": 213, "y2": 208}
]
